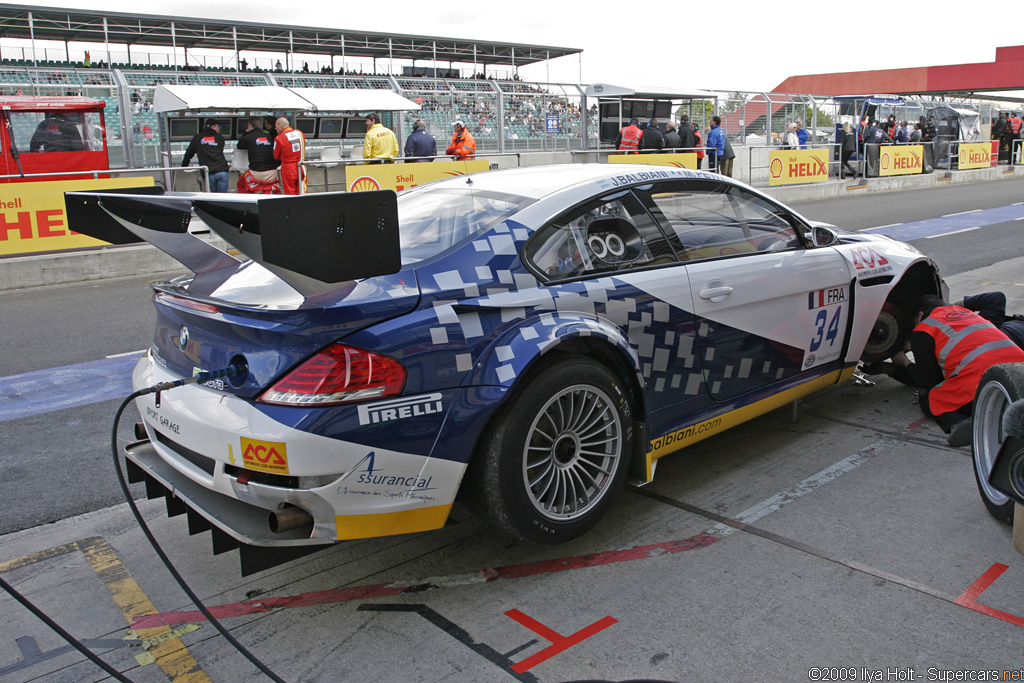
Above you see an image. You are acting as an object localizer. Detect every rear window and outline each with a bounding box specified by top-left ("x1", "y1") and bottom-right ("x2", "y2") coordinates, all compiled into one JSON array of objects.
[{"x1": 397, "y1": 188, "x2": 532, "y2": 264}]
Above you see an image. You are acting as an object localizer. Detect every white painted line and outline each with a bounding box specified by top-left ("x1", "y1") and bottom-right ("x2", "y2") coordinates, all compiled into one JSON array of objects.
[
  {"x1": 1014, "y1": 216, "x2": 1024, "y2": 221},
  {"x1": 863, "y1": 223, "x2": 903, "y2": 233},
  {"x1": 105, "y1": 349, "x2": 146, "y2": 359},
  {"x1": 1012, "y1": 202, "x2": 1023, "y2": 206},
  {"x1": 709, "y1": 439, "x2": 896, "y2": 538},
  {"x1": 924, "y1": 227, "x2": 980, "y2": 239},
  {"x1": 941, "y1": 209, "x2": 981, "y2": 217}
]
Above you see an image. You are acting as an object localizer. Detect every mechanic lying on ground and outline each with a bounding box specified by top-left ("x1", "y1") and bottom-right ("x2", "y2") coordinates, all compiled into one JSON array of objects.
[{"x1": 865, "y1": 295, "x2": 1024, "y2": 447}]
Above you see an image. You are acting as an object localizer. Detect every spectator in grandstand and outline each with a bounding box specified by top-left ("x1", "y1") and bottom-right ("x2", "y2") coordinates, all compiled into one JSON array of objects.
[
  {"x1": 30, "y1": 112, "x2": 84, "y2": 153},
  {"x1": 706, "y1": 116, "x2": 725, "y2": 172},
  {"x1": 677, "y1": 115, "x2": 696, "y2": 152},
  {"x1": 719, "y1": 135, "x2": 736, "y2": 177},
  {"x1": 909, "y1": 122, "x2": 923, "y2": 143},
  {"x1": 785, "y1": 122, "x2": 800, "y2": 149},
  {"x1": 447, "y1": 120, "x2": 476, "y2": 160},
  {"x1": 238, "y1": 116, "x2": 280, "y2": 175},
  {"x1": 692, "y1": 123, "x2": 704, "y2": 169},
  {"x1": 240, "y1": 58, "x2": 248, "y2": 71},
  {"x1": 83, "y1": 51, "x2": 91, "y2": 68},
  {"x1": 274, "y1": 60, "x2": 283, "y2": 72},
  {"x1": 614, "y1": 118, "x2": 642, "y2": 153},
  {"x1": 840, "y1": 122, "x2": 858, "y2": 179},
  {"x1": 181, "y1": 118, "x2": 229, "y2": 192},
  {"x1": 404, "y1": 119, "x2": 437, "y2": 162},
  {"x1": 863, "y1": 119, "x2": 888, "y2": 147},
  {"x1": 663, "y1": 121, "x2": 681, "y2": 151},
  {"x1": 796, "y1": 120, "x2": 808, "y2": 148},
  {"x1": 273, "y1": 116, "x2": 306, "y2": 195},
  {"x1": 362, "y1": 113, "x2": 399, "y2": 163},
  {"x1": 894, "y1": 121, "x2": 910, "y2": 144},
  {"x1": 922, "y1": 116, "x2": 937, "y2": 142},
  {"x1": 640, "y1": 119, "x2": 665, "y2": 152}
]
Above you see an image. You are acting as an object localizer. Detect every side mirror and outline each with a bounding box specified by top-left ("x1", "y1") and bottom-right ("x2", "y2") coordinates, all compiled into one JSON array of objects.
[{"x1": 810, "y1": 225, "x2": 839, "y2": 247}]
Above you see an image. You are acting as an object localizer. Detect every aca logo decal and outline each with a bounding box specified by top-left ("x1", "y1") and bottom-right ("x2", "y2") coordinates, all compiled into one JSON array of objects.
[{"x1": 240, "y1": 438, "x2": 289, "y2": 474}]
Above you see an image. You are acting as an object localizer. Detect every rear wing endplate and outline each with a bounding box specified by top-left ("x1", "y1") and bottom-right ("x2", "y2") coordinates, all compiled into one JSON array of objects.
[{"x1": 64, "y1": 188, "x2": 401, "y2": 298}]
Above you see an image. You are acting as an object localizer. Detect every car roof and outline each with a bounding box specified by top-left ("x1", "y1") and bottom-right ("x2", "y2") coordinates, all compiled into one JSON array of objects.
[{"x1": 408, "y1": 163, "x2": 730, "y2": 201}]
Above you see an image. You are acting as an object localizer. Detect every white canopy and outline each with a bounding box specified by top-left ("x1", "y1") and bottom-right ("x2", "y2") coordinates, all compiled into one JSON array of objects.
[
  {"x1": 289, "y1": 88, "x2": 420, "y2": 113},
  {"x1": 584, "y1": 83, "x2": 717, "y2": 99},
  {"x1": 153, "y1": 84, "x2": 420, "y2": 114},
  {"x1": 153, "y1": 85, "x2": 313, "y2": 113}
]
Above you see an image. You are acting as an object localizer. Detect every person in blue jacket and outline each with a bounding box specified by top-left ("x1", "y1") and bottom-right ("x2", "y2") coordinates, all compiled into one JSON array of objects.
[
  {"x1": 404, "y1": 119, "x2": 437, "y2": 162},
  {"x1": 706, "y1": 116, "x2": 725, "y2": 172}
]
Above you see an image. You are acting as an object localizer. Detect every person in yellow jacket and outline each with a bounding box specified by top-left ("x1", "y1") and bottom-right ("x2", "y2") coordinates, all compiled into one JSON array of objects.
[
  {"x1": 446, "y1": 120, "x2": 476, "y2": 160},
  {"x1": 362, "y1": 113, "x2": 399, "y2": 164}
]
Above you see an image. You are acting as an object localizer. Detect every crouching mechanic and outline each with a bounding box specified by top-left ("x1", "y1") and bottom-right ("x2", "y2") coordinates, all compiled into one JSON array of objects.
[{"x1": 872, "y1": 296, "x2": 1024, "y2": 446}]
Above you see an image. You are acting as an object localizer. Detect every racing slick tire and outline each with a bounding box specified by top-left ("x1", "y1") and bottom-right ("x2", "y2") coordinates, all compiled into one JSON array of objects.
[
  {"x1": 463, "y1": 357, "x2": 633, "y2": 544},
  {"x1": 972, "y1": 363, "x2": 1024, "y2": 524},
  {"x1": 861, "y1": 301, "x2": 909, "y2": 362}
]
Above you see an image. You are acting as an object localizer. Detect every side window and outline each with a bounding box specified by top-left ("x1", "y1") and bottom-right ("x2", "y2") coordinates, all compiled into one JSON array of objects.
[
  {"x1": 526, "y1": 191, "x2": 675, "y2": 280},
  {"x1": 637, "y1": 180, "x2": 803, "y2": 261}
]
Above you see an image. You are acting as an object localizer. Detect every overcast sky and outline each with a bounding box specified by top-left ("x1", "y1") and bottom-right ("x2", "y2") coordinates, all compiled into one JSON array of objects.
[{"x1": 17, "y1": 0, "x2": 1024, "y2": 93}]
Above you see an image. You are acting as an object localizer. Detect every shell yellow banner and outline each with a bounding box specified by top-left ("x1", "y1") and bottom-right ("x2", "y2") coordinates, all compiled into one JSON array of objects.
[
  {"x1": 0, "y1": 176, "x2": 156, "y2": 256},
  {"x1": 879, "y1": 145, "x2": 924, "y2": 176},
  {"x1": 608, "y1": 153, "x2": 698, "y2": 169},
  {"x1": 958, "y1": 142, "x2": 994, "y2": 170},
  {"x1": 768, "y1": 148, "x2": 829, "y2": 186},
  {"x1": 345, "y1": 160, "x2": 490, "y2": 193}
]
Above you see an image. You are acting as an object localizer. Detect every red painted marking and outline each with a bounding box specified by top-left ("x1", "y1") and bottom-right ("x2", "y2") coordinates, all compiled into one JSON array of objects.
[
  {"x1": 906, "y1": 417, "x2": 931, "y2": 431},
  {"x1": 505, "y1": 609, "x2": 618, "y2": 673},
  {"x1": 131, "y1": 531, "x2": 718, "y2": 629},
  {"x1": 954, "y1": 563, "x2": 1024, "y2": 628}
]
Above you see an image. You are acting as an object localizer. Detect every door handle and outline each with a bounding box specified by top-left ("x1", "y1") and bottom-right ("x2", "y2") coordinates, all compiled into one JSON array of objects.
[{"x1": 699, "y1": 283, "x2": 734, "y2": 303}]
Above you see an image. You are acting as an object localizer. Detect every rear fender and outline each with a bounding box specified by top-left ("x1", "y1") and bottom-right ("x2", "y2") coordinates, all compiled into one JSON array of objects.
[{"x1": 463, "y1": 312, "x2": 644, "y2": 391}]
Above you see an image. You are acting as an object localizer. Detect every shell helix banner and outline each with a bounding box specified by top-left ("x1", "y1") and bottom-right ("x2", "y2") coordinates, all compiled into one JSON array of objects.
[
  {"x1": 0, "y1": 176, "x2": 156, "y2": 256},
  {"x1": 958, "y1": 142, "x2": 995, "y2": 170},
  {"x1": 345, "y1": 160, "x2": 490, "y2": 193},
  {"x1": 608, "y1": 153, "x2": 698, "y2": 170},
  {"x1": 768, "y1": 148, "x2": 829, "y2": 186},
  {"x1": 879, "y1": 145, "x2": 924, "y2": 177}
]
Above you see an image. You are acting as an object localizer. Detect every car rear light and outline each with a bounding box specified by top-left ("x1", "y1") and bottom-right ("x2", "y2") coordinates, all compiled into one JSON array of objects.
[{"x1": 259, "y1": 344, "x2": 406, "y2": 406}]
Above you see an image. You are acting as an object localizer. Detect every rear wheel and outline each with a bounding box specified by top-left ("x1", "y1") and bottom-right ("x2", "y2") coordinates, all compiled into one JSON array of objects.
[
  {"x1": 972, "y1": 363, "x2": 1024, "y2": 523},
  {"x1": 463, "y1": 357, "x2": 633, "y2": 543}
]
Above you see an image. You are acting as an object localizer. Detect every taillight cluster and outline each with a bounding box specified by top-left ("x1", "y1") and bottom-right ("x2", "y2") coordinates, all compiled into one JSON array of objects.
[{"x1": 259, "y1": 344, "x2": 406, "y2": 406}]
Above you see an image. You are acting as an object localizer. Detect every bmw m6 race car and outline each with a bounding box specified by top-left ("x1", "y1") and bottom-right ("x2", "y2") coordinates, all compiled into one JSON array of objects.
[{"x1": 67, "y1": 164, "x2": 944, "y2": 574}]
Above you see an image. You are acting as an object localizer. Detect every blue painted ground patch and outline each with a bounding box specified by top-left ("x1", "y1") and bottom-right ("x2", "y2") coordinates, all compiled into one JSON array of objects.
[
  {"x1": 0, "y1": 353, "x2": 143, "y2": 422},
  {"x1": 862, "y1": 204, "x2": 1024, "y2": 241}
]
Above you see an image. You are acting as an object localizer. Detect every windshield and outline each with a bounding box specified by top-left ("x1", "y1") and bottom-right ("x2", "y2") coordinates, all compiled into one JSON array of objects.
[{"x1": 397, "y1": 188, "x2": 532, "y2": 264}]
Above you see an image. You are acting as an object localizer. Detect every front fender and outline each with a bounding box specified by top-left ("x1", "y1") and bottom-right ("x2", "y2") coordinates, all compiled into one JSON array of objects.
[{"x1": 463, "y1": 312, "x2": 645, "y2": 390}]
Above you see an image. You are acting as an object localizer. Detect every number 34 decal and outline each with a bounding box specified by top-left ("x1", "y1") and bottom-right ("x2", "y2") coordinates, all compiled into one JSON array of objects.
[{"x1": 810, "y1": 306, "x2": 842, "y2": 352}]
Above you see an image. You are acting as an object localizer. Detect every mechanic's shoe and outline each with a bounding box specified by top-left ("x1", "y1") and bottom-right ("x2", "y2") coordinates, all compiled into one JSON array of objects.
[{"x1": 947, "y1": 418, "x2": 973, "y2": 447}]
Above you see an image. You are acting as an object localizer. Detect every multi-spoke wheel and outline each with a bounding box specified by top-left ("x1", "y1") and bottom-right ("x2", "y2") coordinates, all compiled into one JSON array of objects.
[
  {"x1": 861, "y1": 302, "x2": 909, "y2": 362},
  {"x1": 463, "y1": 357, "x2": 633, "y2": 543},
  {"x1": 972, "y1": 364, "x2": 1024, "y2": 523}
]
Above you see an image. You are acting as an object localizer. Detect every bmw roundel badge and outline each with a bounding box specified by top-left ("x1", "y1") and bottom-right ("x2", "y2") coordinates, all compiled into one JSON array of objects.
[{"x1": 178, "y1": 326, "x2": 190, "y2": 351}]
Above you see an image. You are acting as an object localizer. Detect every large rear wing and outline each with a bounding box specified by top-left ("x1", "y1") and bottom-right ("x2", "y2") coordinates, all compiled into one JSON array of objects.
[{"x1": 64, "y1": 188, "x2": 401, "y2": 298}]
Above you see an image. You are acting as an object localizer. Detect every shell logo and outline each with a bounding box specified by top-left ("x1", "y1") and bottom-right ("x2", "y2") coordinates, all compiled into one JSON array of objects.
[
  {"x1": 769, "y1": 156, "x2": 784, "y2": 179},
  {"x1": 349, "y1": 176, "x2": 382, "y2": 192},
  {"x1": 880, "y1": 152, "x2": 890, "y2": 171}
]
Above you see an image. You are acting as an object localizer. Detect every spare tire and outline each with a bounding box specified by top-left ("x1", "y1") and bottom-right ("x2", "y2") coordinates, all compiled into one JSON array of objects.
[{"x1": 972, "y1": 363, "x2": 1024, "y2": 523}]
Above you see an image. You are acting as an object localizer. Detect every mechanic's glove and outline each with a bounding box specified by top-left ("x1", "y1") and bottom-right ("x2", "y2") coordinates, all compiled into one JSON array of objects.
[{"x1": 860, "y1": 362, "x2": 896, "y2": 377}]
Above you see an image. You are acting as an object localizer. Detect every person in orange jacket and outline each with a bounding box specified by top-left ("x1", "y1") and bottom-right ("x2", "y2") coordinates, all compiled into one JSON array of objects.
[{"x1": 446, "y1": 120, "x2": 476, "y2": 160}]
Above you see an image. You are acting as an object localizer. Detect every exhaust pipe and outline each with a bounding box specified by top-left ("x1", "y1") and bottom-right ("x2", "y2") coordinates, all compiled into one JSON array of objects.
[{"x1": 269, "y1": 506, "x2": 313, "y2": 534}]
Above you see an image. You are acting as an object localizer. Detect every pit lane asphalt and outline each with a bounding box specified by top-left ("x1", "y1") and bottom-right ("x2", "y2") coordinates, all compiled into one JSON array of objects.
[{"x1": 2, "y1": 185, "x2": 1024, "y2": 682}]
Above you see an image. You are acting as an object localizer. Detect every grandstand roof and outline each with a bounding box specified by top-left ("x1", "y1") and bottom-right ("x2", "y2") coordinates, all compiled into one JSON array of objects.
[{"x1": 0, "y1": 4, "x2": 580, "y2": 68}]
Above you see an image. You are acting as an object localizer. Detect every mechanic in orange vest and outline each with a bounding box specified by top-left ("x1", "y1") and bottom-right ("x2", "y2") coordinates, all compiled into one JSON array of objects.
[
  {"x1": 1008, "y1": 112, "x2": 1023, "y2": 165},
  {"x1": 446, "y1": 120, "x2": 476, "y2": 160},
  {"x1": 615, "y1": 118, "x2": 643, "y2": 153},
  {"x1": 882, "y1": 295, "x2": 1024, "y2": 445}
]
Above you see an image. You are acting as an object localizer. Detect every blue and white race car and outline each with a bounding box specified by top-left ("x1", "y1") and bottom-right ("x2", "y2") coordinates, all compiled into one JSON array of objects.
[{"x1": 68, "y1": 164, "x2": 944, "y2": 574}]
